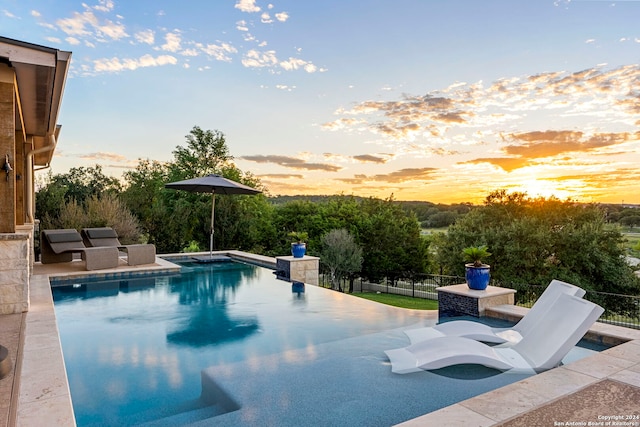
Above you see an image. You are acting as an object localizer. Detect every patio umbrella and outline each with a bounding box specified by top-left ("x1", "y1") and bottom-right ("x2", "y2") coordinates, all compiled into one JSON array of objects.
[{"x1": 165, "y1": 174, "x2": 262, "y2": 262}]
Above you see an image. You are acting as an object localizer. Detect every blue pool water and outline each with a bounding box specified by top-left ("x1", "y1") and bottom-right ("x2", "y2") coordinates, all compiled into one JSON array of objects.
[{"x1": 52, "y1": 261, "x2": 591, "y2": 426}]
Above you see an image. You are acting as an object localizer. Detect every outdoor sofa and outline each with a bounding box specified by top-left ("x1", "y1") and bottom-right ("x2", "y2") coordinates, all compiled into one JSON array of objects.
[
  {"x1": 81, "y1": 227, "x2": 156, "y2": 266},
  {"x1": 40, "y1": 229, "x2": 120, "y2": 270}
]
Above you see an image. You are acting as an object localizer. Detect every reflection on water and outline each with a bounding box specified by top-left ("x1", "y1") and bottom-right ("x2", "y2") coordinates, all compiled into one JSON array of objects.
[{"x1": 167, "y1": 263, "x2": 259, "y2": 347}]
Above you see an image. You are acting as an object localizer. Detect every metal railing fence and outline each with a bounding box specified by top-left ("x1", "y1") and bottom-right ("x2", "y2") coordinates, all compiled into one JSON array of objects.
[{"x1": 319, "y1": 269, "x2": 640, "y2": 329}]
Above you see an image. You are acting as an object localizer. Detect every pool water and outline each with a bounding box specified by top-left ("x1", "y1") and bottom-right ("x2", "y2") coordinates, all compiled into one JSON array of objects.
[{"x1": 52, "y1": 261, "x2": 598, "y2": 426}]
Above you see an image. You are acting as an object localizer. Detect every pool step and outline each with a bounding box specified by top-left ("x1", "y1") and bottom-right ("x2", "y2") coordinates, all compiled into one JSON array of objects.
[{"x1": 134, "y1": 404, "x2": 225, "y2": 426}]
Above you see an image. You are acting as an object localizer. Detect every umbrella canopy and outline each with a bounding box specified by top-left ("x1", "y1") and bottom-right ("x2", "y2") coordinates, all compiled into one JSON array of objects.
[
  {"x1": 165, "y1": 174, "x2": 262, "y2": 195},
  {"x1": 165, "y1": 174, "x2": 262, "y2": 261}
]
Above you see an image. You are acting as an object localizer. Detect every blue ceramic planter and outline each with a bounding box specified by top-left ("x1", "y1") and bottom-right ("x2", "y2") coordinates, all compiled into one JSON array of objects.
[
  {"x1": 465, "y1": 264, "x2": 490, "y2": 290},
  {"x1": 291, "y1": 243, "x2": 306, "y2": 258}
]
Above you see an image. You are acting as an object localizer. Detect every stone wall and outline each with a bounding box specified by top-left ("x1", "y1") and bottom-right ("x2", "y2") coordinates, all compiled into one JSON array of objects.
[
  {"x1": 0, "y1": 233, "x2": 30, "y2": 314},
  {"x1": 275, "y1": 256, "x2": 319, "y2": 285}
]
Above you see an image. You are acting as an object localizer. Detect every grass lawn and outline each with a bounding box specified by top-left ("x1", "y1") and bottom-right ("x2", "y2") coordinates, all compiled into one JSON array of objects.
[{"x1": 352, "y1": 292, "x2": 438, "y2": 310}]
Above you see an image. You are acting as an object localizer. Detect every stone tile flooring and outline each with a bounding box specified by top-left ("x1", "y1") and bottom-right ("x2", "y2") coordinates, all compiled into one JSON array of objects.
[
  {"x1": 496, "y1": 379, "x2": 640, "y2": 427},
  {"x1": 0, "y1": 313, "x2": 22, "y2": 427}
]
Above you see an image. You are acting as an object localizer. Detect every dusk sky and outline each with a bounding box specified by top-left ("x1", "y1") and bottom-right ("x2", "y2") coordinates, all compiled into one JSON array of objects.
[{"x1": 2, "y1": 0, "x2": 639, "y2": 204}]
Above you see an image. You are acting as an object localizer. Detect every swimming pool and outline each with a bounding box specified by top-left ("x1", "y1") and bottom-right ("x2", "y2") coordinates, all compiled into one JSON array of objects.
[{"x1": 52, "y1": 260, "x2": 574, "y2": 426}]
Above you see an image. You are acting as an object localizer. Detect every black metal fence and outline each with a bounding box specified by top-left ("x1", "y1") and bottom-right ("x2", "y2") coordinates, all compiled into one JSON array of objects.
[
  {"x1": 319, "y1": 269, "x2": 640, "y2": 329},
  {"x1": 507, "y1": 282, "x2": 640, "y2": 330},
  {"x1": 319, "y1": 271, "x2": 464, "y2": 299}
]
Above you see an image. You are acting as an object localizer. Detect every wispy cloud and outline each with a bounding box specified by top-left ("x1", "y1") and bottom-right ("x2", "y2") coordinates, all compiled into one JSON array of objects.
[
  {"x1": 93, "y1": 54, "x2": 177, "y2": 72},
  {"x1": 242, "y1": 155, "x2": 342, "y2": 172},
  {"x1": 325, "y1": 65, "x2": 640, "y2": 139},
  {"x1": 337, "y1": 167, "x2": 438, "y2": 184},
  {"x1": 27, "y1": 0, "x2": 322, "y2": 76},
  {"x1": 323, "y1": 64, "x2": 640, "y2": 175},
  {"x1": 352, "y1": 154, "x2": 391, "y2": 164}
]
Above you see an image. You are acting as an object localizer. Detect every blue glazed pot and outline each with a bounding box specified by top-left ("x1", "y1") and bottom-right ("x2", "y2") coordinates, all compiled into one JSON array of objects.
[
  {"x1": 291, "y1": 243, "x2": 306, "y2": 258},
  {"x1": 465, "y1": 264, "x2": 490, "y2": 290}
]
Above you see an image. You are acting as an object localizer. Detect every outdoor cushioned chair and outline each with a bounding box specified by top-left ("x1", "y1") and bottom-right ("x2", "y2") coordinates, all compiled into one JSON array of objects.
[
  {"x1": 404, "y1": 279, "x2": 586, "y2": 345},
  {"x1": 41, "y1": 229, "x2": 120, "y2": 271},
  {"x1": 385, "y1": 293, "x2": 603, "y2": 374},
  {"x1": 81, "y1": 227, "x2": 156, "y2": 266}
]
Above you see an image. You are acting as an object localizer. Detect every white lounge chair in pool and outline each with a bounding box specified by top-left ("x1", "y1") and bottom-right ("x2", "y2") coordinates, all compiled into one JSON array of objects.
[
  {"x1": 404, "y1": 279, "x2": 586, "y2": 345},
  {"x1": 385, "y1": 293, "x2": 603, "y2": 374}
]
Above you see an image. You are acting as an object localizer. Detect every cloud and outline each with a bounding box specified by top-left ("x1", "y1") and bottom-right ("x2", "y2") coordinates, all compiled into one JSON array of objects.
[
  {"x1": 260, "y1": 12, "x2": 273, "y2": 24},
  {"x1": 93, "y1": 54, "x2": 177, "y2": 72},
  {"x1": 463, "y1": 157, "x2": 533, "y2": 172},
  {"x1": 276, "y1": 84, "x2": 296, "y2": 91},
  {"x1": 236, "y1": 20, "x2": 249, "y2": 31},
  {"x1": 200, "y1": 42, "x2": 238, "y2": 61},
  {"x1": 280, "y1": 57, "x2": 318, "y2": 73},
  {"x1": 505, "y1": 130, "x2": 634, "y2": 157},
  {"x1": 257, "y1": 173, "x2": 304, "y2": 179},
  {"x1": 353, "y1": 154, "x2": 389, "y2": 164},
  {"x1": 337, "y1": 167, "x2": 438, "y2": 184},
  {"x1": 31, "y1": 1, "x2": 322, "y2": 77},
  {"x1": 275, "y1": 12, "x2": 289, "y2": 22},
  {"x1": 78, "y1": 152, "x2": 129, "y2": 162},
  {"x1": 133, "y1": 30, "x2": 155, "y2": 45},
  {"x1": 242, "y1": 155, "x2": 342, "y2": 171},
  {"x1": 160, "y1": 32, "x2": 181, "y2": 52},
  {"x1": 242, "y1": 49, "x2": 278, "y2": 68},
  {"x1": 235, "y1": 0, "x2": 261, "y2": 13},
  {"x1": 56, "y1": 2, "x2": 128, "y2": 41},
  {"x1": 462, "y1": 130, "x2": 637, "y2": 172},
  {"x1": 325, "y1": 65, "x2": 640, "y2": 161}
]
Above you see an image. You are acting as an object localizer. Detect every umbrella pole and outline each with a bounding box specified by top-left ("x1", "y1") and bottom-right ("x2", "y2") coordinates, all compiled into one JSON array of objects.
[{"x1": 210, "y1": 191, "x2": 215, "y2": 259}]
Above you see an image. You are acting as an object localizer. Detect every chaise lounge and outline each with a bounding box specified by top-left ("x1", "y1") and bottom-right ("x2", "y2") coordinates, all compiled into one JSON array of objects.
[
  {"x1": 404, "y1": 279, "x2": 586, "y2": 345},
  {"x1": 385, "y1": 293, "x2": 604, "y2": 374},
  {"x1": 81, "y1": 227, "x2": 156, "y2": 266},
  {"x1": 40, "y1": 229, "x2": 120, "y2": 271}
]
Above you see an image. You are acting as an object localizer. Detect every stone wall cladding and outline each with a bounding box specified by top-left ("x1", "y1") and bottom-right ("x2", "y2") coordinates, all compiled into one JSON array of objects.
[
  {"x1": 438, "y1": 291, "x2": 479, "y2": 318},
  {"x1": 274, "y1": 256, "x2": 319, "y2": 286},
  {"x1": 0, "y1": 234, "x2": 30, "y2": 314}
]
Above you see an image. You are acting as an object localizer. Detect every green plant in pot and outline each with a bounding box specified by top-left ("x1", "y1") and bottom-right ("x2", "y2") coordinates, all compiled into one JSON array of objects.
[
  {"x1": 462, "y1": 245, "x2": 491, "y2": 290},
  {"x1": 289, "y1": 231, "x2": 308, "y2": 258}
]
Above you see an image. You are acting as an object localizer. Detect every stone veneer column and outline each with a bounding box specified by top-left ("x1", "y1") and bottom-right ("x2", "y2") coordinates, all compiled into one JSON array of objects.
[
  {"x1": 0, "y1": 233, "x2": 30, "y2": 314},
  {"x1": 437, "y1": 283, "x2": 516, "y2": 318},
  {"x1": 0, "y1": 66, "x2": 16, "y2": 233},
  {"x1": 275, "y1": 255, "x2": 320, "y2": 286}
]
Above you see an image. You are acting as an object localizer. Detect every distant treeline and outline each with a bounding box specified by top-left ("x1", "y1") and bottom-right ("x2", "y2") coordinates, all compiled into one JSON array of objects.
[{"x1": 270, "y1": 195, "x2": 640, "y2": 229}]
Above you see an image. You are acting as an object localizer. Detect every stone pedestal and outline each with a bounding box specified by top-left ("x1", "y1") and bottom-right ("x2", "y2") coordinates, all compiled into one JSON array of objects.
[
  {"x1": 0, "y1": 233, "x2": 30, "y2": 314},
  {"x1": 275, "y1": 255, "x2": 319, "y2": 286},
  {"x1": 437, "y1": 283, "x2": 516, "y2": 318}
]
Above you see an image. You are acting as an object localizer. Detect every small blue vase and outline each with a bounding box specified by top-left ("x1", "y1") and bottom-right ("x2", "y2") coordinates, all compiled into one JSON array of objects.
[
  {"x1": 465, "y1": 264, "x2": 490, "y2": 290},
  {"x1": 291, "y1": 243, "x2": 306, "y2": 258}
]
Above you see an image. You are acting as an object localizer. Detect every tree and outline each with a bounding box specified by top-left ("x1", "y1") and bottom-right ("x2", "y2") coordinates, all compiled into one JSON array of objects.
[
  {"x1": 35, "y1": 165, "x2": 122, "y2": 229},
  {"x1": 169, "y1": 126, "x2": 232, "y2": 179},
  {"x1": 357, "y1": 197, "x2": 429, "y2": 282},
  {"x1": 121, "y1": 127, "x2": 271, "y2": 253},
  {"x1": 433, "y1": 190, "x2": 640, "y2": 295},
  {"x1": 320, "y1": 229, "x2": 363, "y2": 293},
  {"x1": 620, "y1": 215, "x2": 640, "y2": 228},
  {"x1": 269, "y1": 195, "x2": 430, "y2": 281},
  {"x1": 48, "y1": 195, "x2": 143, "y2": 243}
]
